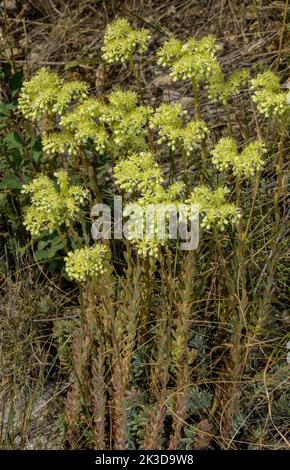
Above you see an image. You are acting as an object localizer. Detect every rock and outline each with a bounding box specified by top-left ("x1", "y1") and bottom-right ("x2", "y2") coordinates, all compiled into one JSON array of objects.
[{"x1": 151, "y1": 74, "x2": 172, "y2": 87}]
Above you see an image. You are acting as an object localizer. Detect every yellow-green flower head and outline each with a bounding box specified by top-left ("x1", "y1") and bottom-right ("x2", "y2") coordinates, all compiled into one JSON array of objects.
[
  {"x1": 162, "y1": 181, "x2": 186, "y2": 201},
  {"x1": 156, "y1": 37, "x2": 183, "y2": 66},
  {"x1": 235, "y1": 141, "x2": 266, "y2": 177},
  {"x1": 22, "y1": 171, "x2": 88, "y2": 236},
  {"x1": 186, "y1": 185, "x2": 241, "y2": 231},
  {"x1": 123, "y1": 205, "x2": 162, "y2": 257},
  {"x1": 133, "y1": 238, "x2": 161, "y2": 259},
  {"x1": 252, "y1": 89, "x2": 288, "y2": 118},
  {"x1": 18, "y1": 68, "x2": 88, "y2": 120},
  {"x1": 102, "y1": 18, "x2": 151, "y2": 64},
  {"x1": 42, "y1": 131, "x2": 78, "y2": 155},
  {"x1": 101, "y1": 89, "x2": 152, "y2": 150},
  {"x1": 107, "y1": 88, "x2": 138, "y2": 113},
  {"x1": 139, "y1": 181, "x2": 185, "y2": 206},
  {"x1": 251, "y1": 71, "x2": 281, "y2": 91},
  {"x1": 19, "y1": 68, "x2": 62, "y2": 120},
  {"x1": 211, "y1": 137, "x2": 266, "y2": 177},
  {"x1": 149, "y1": 102, "x2": 186, "y2": 150},
  {"x1": 157, "y1": 35, "x2": 220, "y2": 85},
  {"x1": 65, "y1": 244, "x2": 108, "y2": 281},
  {"x1": 114, "y1": 151, "x2": 163, "y2": 194},
  {"x1": 150, "y1": 103, "x2": 186, "y2": 131},
  {"x1": 208, "y1": 68, "x2": 249, "y2": 104},
  {"x1": 60, "y1": 98, "x2": 107, "y2": 153},
  {"x1": 182, "y1": 120, "x2": 208, "y2": 155},
  {"x1": 112, "y1": 105, "x2": 152, "y2": 148},
  {"x1": 36, "y1": 86, "x2": 152, "y2": 156},
  {"x1": 228, "y1": 69, "x2": 249, "y2": 95},
  {"x1": 123, "y1": 203, "x2": 167, "y2": 258},
  {"x1": 251, "y1": 71, "x2": 289, "y2": 118},
  {"x1": 123, "y1": 179, "x2": 186, "y2": 258},
  {"x1": 52, "y1": 81, "x2": 88, "y2": 114},
  {"x1": 156, "y1": 121, "x2": 208, "y2": 155},
  {"x1": 150, "y1": 103, "x2": 207, "y2": 154},
  {"x1": 211, "y1": 137, "x2": 238, "y2": 171}
]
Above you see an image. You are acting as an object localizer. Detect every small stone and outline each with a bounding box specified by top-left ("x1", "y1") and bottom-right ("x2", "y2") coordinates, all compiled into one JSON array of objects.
[{"x1": 152, "y1": 74, "x2": 172, "y2": 87}]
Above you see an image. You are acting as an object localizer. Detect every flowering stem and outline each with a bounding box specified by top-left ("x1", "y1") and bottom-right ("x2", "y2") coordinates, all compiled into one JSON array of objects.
[
  {"x1": 140, "y1": 257, "x2": 155, "y2": 336},
  {"x1": 241, "y1": 94, "x2": 250, "y2": 139},
  {"x1": 235, "y1": 175, "x2": 241, "y2": 208},
  {"x1": 235, "y1": 176, "x2": 246, "y2": 289},
  {"x1": 56, "y1": 226, "x2": 69, "y2": 253},
  {"x1": 244, "y1": 171, "x2": 261, "y2": 239},
  {"x1": 192, "y1": 81, "x2": 201, "y2": 120},
  {"x1": 79, "y1": 148, "x2": 102, "y2": 204},
  {"x1": 214, "y1": 229, "x2": 235, "y2": 303},
  {"x1": 251, "y1": 120, "x2": 286, "y2": 337},
  {"x1": 129, "y1": 55, "x2": 144, "y2": 104},
  {"x1": 68, "y1": 221, "x2": 84, "y2": 248},
  {"x1": 169, "y1": 147, "x2": 175, "y2": 183},
  {"x1": 235, "y1": 176, "x2": 248, "y2": 325},
  {"x1": 192, "y1": 81, "x2": 207, "y2": 182},
  {"x1": 254, "y1": 120, "x2": 287, "y2": 334},
  {"x1": 225, "y1": 102, "x2": 234, "y2": 138},
  {"x1": 265, "y1": 110, "x2": 273, "y2": 148},
  {"x1": 182, "y1": 148, "x2": 189, "y2": 185}
]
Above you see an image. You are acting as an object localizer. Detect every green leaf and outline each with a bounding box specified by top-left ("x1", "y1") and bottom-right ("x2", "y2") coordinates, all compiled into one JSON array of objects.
[
  {"x1": 45, "y1": 243, "x2": 63, "y2": 258},
  {"x1": 35, "y1": 249, "x2": 50, "y2": 261},
  {"x1": 31, "y1": 137, "x2": 43, "y2": 166},
  {"x1": 0, "y1": 101, "x2": 15, "y2": 117},
  {"x1": 9, "y1": 70, "x2": 24, "y2": 97},
  {"x1": 4, "y1": 131, "x2": 24, "y2": 150},
  {"x1": 37, "y1": 239, "x2": 51, "y2": 251},
  {"x1": 0, "y1": 63, "x2": 12, "y2": 79},
  {"x1": 8, "y1": 148, "x2": 24, "y2": 170},
  {"x1": 35, "y1": 236, "x2": 64, "y2": 261},
  {"x1": 17, "y1": 242, "x2": 31, "y2": 256},
  {"x1": 0, "y1": 161, "x2": 8, "y2": 170},
  {"x1": 0, "y1": 173, "x2": 22, "y2": 190}
]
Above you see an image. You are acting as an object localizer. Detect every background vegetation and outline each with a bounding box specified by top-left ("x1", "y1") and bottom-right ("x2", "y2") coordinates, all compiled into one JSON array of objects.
[{"x1": 0, "y1": 0, "x2": 289, "y2": 450}]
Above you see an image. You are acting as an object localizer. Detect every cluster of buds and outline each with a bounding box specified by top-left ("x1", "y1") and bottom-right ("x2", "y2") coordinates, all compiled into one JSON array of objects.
[
  {"x1": 181, "y1": 120, "x2": 208, "y2": 155},
  {"x1": 41, "y1": 131, "x2": 78, "y2": 156},
  {"x1": 18, "y1": 68, "x2": 88, "y2": 120},
  {"x1": 157, "y1": 35, "x2": 220, "y2": 86},
  {"x1": 123, "y1": 202, "x2": 166, "y2": 258},
  {"x1": 100, "y1": 89, "x2": 152, "y2": 151},
  {"x1": 140, "y1": 181, "x2": 185, "y2": 205},
  {"x1": 251, "y1": 71, "x2": 289, "y2": 118},
  {"x1": 102, "y1": 17, "x2": 151, "y2": 64},
  {"x1": 186, "y1": 185, "x2": 241, "y2": 231},
  {"x1": 22, "y1": 171, "x2": 87, "y2": 236},
  {"x1": 150, "y1": 103, "x2": 186, "y2": 132},
  {"x1": 131, "y1": 238, "x2": 161, "y2": 259},
  {"x1": 19, "y1": 69, "x2": 153, "y2": 156},
  {"x1": 60, "y1": 98, "x2": 107, "y2": 154},
  {"x1": 51, "y1": 80, "x2": 89, "y2": 114},
  {"x1": 122, "y1": 182, "x2": 185, "y2": 259},
  {"x1": 114, "y1": 151, "x2": 163, "y2": 194},
  {"x1": 211, "y1": 138, "x2": 266, "y2": 177},
  {"x1": 115, "y1": 150, "x2": 187, "y2": 258},
  {"x1": 208, "y1": 69, "x2": 249, "y2": 105},
  {"x1": 150, "y1": 103, "x2": 208, "y2": 155},
  {"x1": 65, "y1": 245, "x2": 108, "y2": 281}
]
